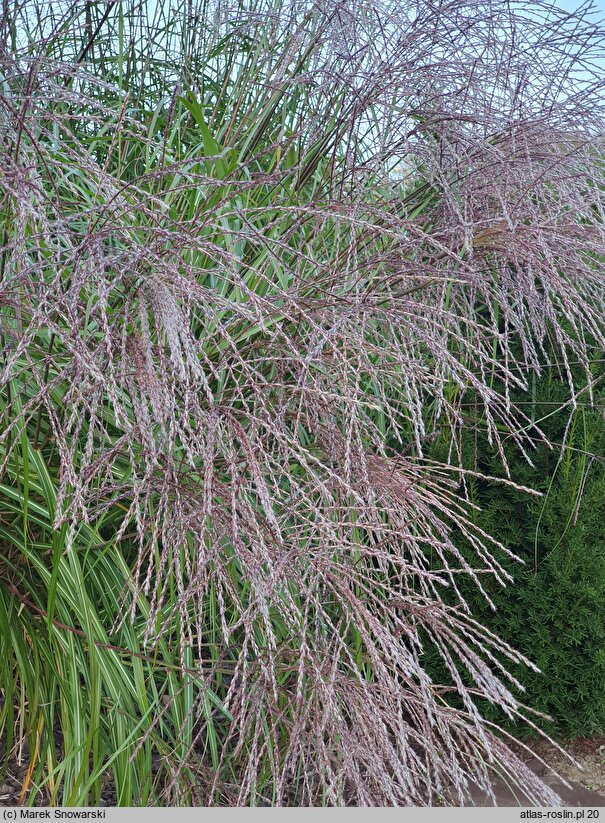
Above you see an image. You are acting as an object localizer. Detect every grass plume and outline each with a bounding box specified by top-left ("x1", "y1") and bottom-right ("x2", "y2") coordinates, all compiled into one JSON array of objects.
[{"x1": 1, "y1": 0, "x2": 605, "y2": 805}]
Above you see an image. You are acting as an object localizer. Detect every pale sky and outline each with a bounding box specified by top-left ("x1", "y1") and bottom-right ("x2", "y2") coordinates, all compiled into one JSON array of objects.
[{"x1": 559, "y1": 0, "x2": 605, "y2": 11}]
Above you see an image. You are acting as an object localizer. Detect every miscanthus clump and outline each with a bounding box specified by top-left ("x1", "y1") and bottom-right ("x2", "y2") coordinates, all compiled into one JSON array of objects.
[{"x1": 1, "y1": 0, "x2": 605, "y2": 805}]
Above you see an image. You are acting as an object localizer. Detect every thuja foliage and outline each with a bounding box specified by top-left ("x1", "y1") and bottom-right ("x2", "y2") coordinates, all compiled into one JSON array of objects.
[
  {"x1": 427, "y1": 363, "x2": 605, "y2": 738},
  {"x1": 2, "y1": 0, "x2": 605, "y2": 806}
]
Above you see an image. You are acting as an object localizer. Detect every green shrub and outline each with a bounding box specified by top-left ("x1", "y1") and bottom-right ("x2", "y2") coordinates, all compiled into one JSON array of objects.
[{"x1": 427, "y1": 366, "x2": 605, "y2": 737}]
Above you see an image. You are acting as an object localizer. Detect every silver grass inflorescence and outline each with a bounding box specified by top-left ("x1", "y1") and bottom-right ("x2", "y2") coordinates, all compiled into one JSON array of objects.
[{"x1": 1, "y1": 0, "x2": 605, "y2": 805}]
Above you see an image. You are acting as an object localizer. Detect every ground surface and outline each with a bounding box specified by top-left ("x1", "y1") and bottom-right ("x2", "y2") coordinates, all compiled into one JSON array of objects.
[
  {"x1": 534, "y1": 737, "x2": 605, "y2": 798},
  {"x1": 475, "y1": 736, "x2": 605, "y2": 807},
  {"x1": 1, "y1": 737, "x2": 604, "y2": 807}
]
